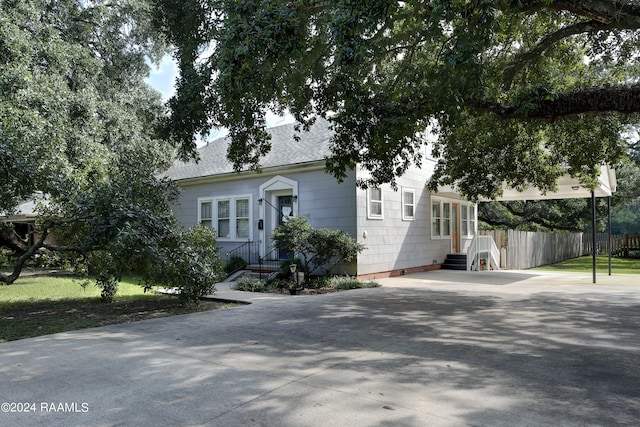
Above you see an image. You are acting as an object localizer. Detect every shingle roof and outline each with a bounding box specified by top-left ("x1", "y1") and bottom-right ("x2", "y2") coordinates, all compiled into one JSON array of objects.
[{"x1": 165, "y1": 118, "x2": 333, "y2": 181}]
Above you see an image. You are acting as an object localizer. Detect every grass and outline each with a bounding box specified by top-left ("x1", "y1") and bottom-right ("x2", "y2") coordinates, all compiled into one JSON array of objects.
[
  {"x1": 534, "y1": 256, "x2": 640, "y2": 274},
  {"x1": 0, "y1": 273, "x2": 231, "y2": 343}
]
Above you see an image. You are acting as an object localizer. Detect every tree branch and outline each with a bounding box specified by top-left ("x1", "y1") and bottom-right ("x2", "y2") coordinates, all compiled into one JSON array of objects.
[
  {"x1": 503, "y1": 20, "x2": 611, "y2": 90},
  {"x1": 0, "y1": 214, "x2": 98, "y2": 284},
  {"x1": 0, "y1": 227, "x2": 49, "y2": 284},
  {"x1": 467, "y1": 84, "x2": 640, "y2": 120},
  {"x1": 514, "y1": 0, "x2": 640, "y2": 26}
]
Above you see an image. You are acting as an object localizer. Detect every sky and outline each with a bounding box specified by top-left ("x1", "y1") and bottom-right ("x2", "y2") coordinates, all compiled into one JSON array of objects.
[
  {"x1": 145, "y1": 55, "x2": 295, "y2": 142},
  {"x1": 146, "y1": 55, "x2": 178, "y2": 101}
]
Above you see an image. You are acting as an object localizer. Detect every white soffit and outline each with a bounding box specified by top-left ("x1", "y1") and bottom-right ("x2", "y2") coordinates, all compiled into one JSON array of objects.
[{"x1": 437, "y1": 165, "x2": 616, "y2": 202}]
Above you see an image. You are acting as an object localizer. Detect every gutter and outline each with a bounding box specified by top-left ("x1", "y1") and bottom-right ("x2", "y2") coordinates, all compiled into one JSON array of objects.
[{"x1": 173, "y1": 160, "x2": 328, "y2": 187}]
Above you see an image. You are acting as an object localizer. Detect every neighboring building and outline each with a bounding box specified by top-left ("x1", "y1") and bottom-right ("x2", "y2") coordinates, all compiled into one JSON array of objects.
[
  {"x1": 165, "y1": 119, "x2": 478, "y2": 279},
  {"x1": 0, "y1": 196, "x2": 45, "y2": 252}
]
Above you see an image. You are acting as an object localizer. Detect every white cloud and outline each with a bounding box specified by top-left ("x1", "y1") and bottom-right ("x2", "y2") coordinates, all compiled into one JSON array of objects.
[{"x1": 145, "y1": 55, "x2": 178, "y2": 101}]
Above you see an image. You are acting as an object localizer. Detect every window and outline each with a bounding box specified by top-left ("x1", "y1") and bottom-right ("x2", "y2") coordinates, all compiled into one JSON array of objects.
[
  {"x1": 198, "y1": 195, "x2": 252, "y2": 240},
  {"x1": 200, "y1": 201, "x2": 212, "y2": 229},
  {"x1": 431, "y1": 198, "x2": 455, "y2": 238},
  {"x1": 431, "y1": 200, "x2": 441, "y2": 237},
  {"x1": 443, "y1": 202, "x2": 451, "y2": 236},
  {"x1": 460, "y1": 204, "x2": 476, "y2": 236},
  {"x1": 467, "y1": 205, "x2": 476, "y2": 236},
  {"x1": 462, "y1": 204, "x2": 468, "y2": 236},
  {"x1": 402, "y1": 188, "x2": 415, "y2": 221},
  {"x1": 217, "y1": 200, "x2": 230, "y2": 238},
  {"x1": 236, "y1": 198, "x2": 250, "y2": 239},
  {"x1": 430, "y1": 199, "x2": 477, "y2": 239},
  {"x1": 368, "y1": 187, "x2": 383, "y2": 219}
]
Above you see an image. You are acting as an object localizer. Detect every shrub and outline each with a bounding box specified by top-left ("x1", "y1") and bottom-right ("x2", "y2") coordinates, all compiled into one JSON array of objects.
[
  {"x1": 326, "y1": 276, "x2": 380, "y2": 290},
  {"x1": 266, "y1": 277, "x2": 291, "y2": 290},
  {"x1": 279, "y1": 257, "x2": 303, "y2": 279},
  {"x1": 225, "y1": 255, "x2": 248, "y2": 273},
  {"x1": 272, "y1": 217, "x2": 365, "y2": 278},
  {"x1": 145, "y1": 225, "x2": 224, "y2": 304},
  {"x1": 232, "y1": 277, "x2": 267, "y2": 292},
  {"x1": 233, "y1": 276, "x2": 291, "y2": 293}
]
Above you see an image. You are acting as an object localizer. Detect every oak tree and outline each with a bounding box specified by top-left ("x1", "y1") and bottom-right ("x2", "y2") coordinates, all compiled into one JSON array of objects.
[
  {"x1": 0, "y1": 0, "x2": 223, "y2": 299},
  {"x1": 155, "y1": 0, "x2": 639, "y2": 200}
]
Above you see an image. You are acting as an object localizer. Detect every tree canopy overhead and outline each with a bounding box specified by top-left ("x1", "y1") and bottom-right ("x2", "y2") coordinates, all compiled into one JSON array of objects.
[{"x1": 155, "y1": 0, "x2": 638, "y2": 200}]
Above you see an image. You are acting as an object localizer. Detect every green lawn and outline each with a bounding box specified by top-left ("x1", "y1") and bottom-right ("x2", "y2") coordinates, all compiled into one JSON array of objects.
[
  {"x1": 0, "y1": 273, "x2": 229, "y2": 343},
  {"x1": 534, "y1": 256, "x2": 640, "y2": 274}
]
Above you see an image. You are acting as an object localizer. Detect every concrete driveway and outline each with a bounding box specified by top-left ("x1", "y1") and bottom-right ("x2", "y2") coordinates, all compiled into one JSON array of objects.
[{"x1": 1, "y1": 270, "x2": 639, "y2": 426}]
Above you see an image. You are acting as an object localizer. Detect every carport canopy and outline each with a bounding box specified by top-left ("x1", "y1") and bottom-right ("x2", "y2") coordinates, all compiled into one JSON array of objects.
[
  {"x1": 437, "y1": 164, "x2": 616, "y2": 202},
  {"x1": 437, "y1": 164, "x2": 617, "y2": 284}
]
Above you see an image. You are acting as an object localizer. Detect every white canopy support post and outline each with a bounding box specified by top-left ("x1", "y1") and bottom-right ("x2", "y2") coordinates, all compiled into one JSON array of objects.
[{"x1": 608, "y1": 196, "x2": 612, "y2": 276}]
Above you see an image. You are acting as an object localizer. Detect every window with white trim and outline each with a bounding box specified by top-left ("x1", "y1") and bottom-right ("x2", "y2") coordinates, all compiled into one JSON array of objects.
[
  {"x1": 402, "y1": 188, "x2": 415, "y2": 221},
  {"x1": 443, "y1": 202, "x2": 451, "y2": 236},
  {"x1": 431, "y1": 200, "x2": 441, "y2": 237},
  {"x1": 462, "y1": 205, "x2": 476, "y2": 236},
  {"x1": 431, "y1": 198, "x2": 452, "y2": 238},
  {"x1": 200, "y1": 201, "x2": 212, "y2": 229},
  {"x1": 462, "y1": 204, "x2": 469, "y2": 236},
  {"x1": 368, "y1": 187, "x2": 383, "y2": 219},
  {"x1": 217, "y1": 199, "x2": 230, "y2": 238},
  {"x1": 235, "y1": 198, "x2": 250, "y2": 239},
  {"x1": 198, "y1": 195, "x2": 252, "y2": 240},
  {"x1": 431, "y1": 199, "x2": 476, "y2": 238}
]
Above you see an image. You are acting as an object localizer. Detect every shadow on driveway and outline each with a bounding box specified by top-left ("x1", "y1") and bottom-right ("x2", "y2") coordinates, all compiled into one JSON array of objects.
[{"x1": 0, "y1": 273, "x2": 639, "y2": 426}]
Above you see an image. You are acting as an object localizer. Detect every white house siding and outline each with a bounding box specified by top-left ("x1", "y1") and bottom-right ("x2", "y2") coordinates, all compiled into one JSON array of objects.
[
  {"x1": 295, "y1": 171, "x2": 357, "y2": 234},
  {"x1": 355, "y1": 163, "x2": 450, "y2": 277},
  {"x1": 172, "y1": 167, "x2": 358, "y2": 269}
]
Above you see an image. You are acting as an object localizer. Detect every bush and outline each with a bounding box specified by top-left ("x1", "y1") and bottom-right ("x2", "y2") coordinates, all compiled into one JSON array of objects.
[
  {"x1": 272, "y1": 217, "x2": 365, "y2": 278},
  {"x1": 225, "y1": 255, "x2": 248, "y2": 273},
  {"x1": 233, "y1": 276, "x2": 289, "y2": 293},
  {"x1": 279, "y1": 257, "x2": 303, "y2": 279},
  {"x1": 232, "y1": 277, "x2": 267, "y2": 292},
  {"x1": 326, "y1": 276, "x2": 380, "y2": 290},
  {"x1": 144, "y1": 225, "x2": 224, "y2": 304},
  {"x1": 266, "y1": 277, "x2": 290, "y2": 290}
]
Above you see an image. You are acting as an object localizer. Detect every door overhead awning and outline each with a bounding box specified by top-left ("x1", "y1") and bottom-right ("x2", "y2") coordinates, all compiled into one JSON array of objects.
[{"x1": 437, "y1": 164, "x2": 616, "y2": 202}]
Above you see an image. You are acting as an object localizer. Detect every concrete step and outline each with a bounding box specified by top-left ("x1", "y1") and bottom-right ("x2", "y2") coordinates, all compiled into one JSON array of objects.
[
  {"x1": 441, "y1": 253, "x2": 467, "y2": 271},
  {"x1": 246, "y1": 263, "x2": 281, "y2": 272}
]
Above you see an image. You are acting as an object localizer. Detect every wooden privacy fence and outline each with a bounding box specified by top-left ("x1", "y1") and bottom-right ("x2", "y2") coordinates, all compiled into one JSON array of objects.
[
  {"x1": 582, "y1": 233, "x2": 640, "y2": 257},
  {"x1": 479, "y1": 230, "x2": 583, "y2": 270}
]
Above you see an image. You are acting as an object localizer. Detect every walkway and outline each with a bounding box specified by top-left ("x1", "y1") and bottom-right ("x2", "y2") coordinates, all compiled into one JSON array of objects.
[{"x1": 0, "y1": 270, "x2": 639, "y2": 426}]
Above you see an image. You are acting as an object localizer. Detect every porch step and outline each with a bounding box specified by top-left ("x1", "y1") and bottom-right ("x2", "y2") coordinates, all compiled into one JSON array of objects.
[
  {"x1": 246, "y1": 263, "x2": 281, "y2": 272},
  {"x1": 225, "y1": 268, "x2": 280, "y2": 282},
  {"x1": 441, "y1": 253, "x2": 467, "y2": 271}
]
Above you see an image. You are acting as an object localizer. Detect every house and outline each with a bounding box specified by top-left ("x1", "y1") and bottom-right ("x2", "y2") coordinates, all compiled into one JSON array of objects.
[
  {"x1": 165, "y1": 119, "x2": 479, "y2": 279},
  {"x1": 165, "y1": 119, "x2": 617, "y2": 278}
]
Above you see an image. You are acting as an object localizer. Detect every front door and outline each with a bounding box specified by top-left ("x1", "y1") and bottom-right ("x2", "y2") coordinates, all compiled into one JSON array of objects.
[
  {"x1": 277, "y1": 195, "x2": 293, "y2": 259},
  {"x1": 452, "y1": 203, "x2": 460, "y2": 253}
]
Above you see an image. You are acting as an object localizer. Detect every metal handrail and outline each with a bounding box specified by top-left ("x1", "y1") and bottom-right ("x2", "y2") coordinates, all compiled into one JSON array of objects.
[
  {"x1": 225, "y1": 240, "x2": 261, "y2": 274},
  {"x1": 259, "y1": 246, "x2": 282, "y2": 272}
]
